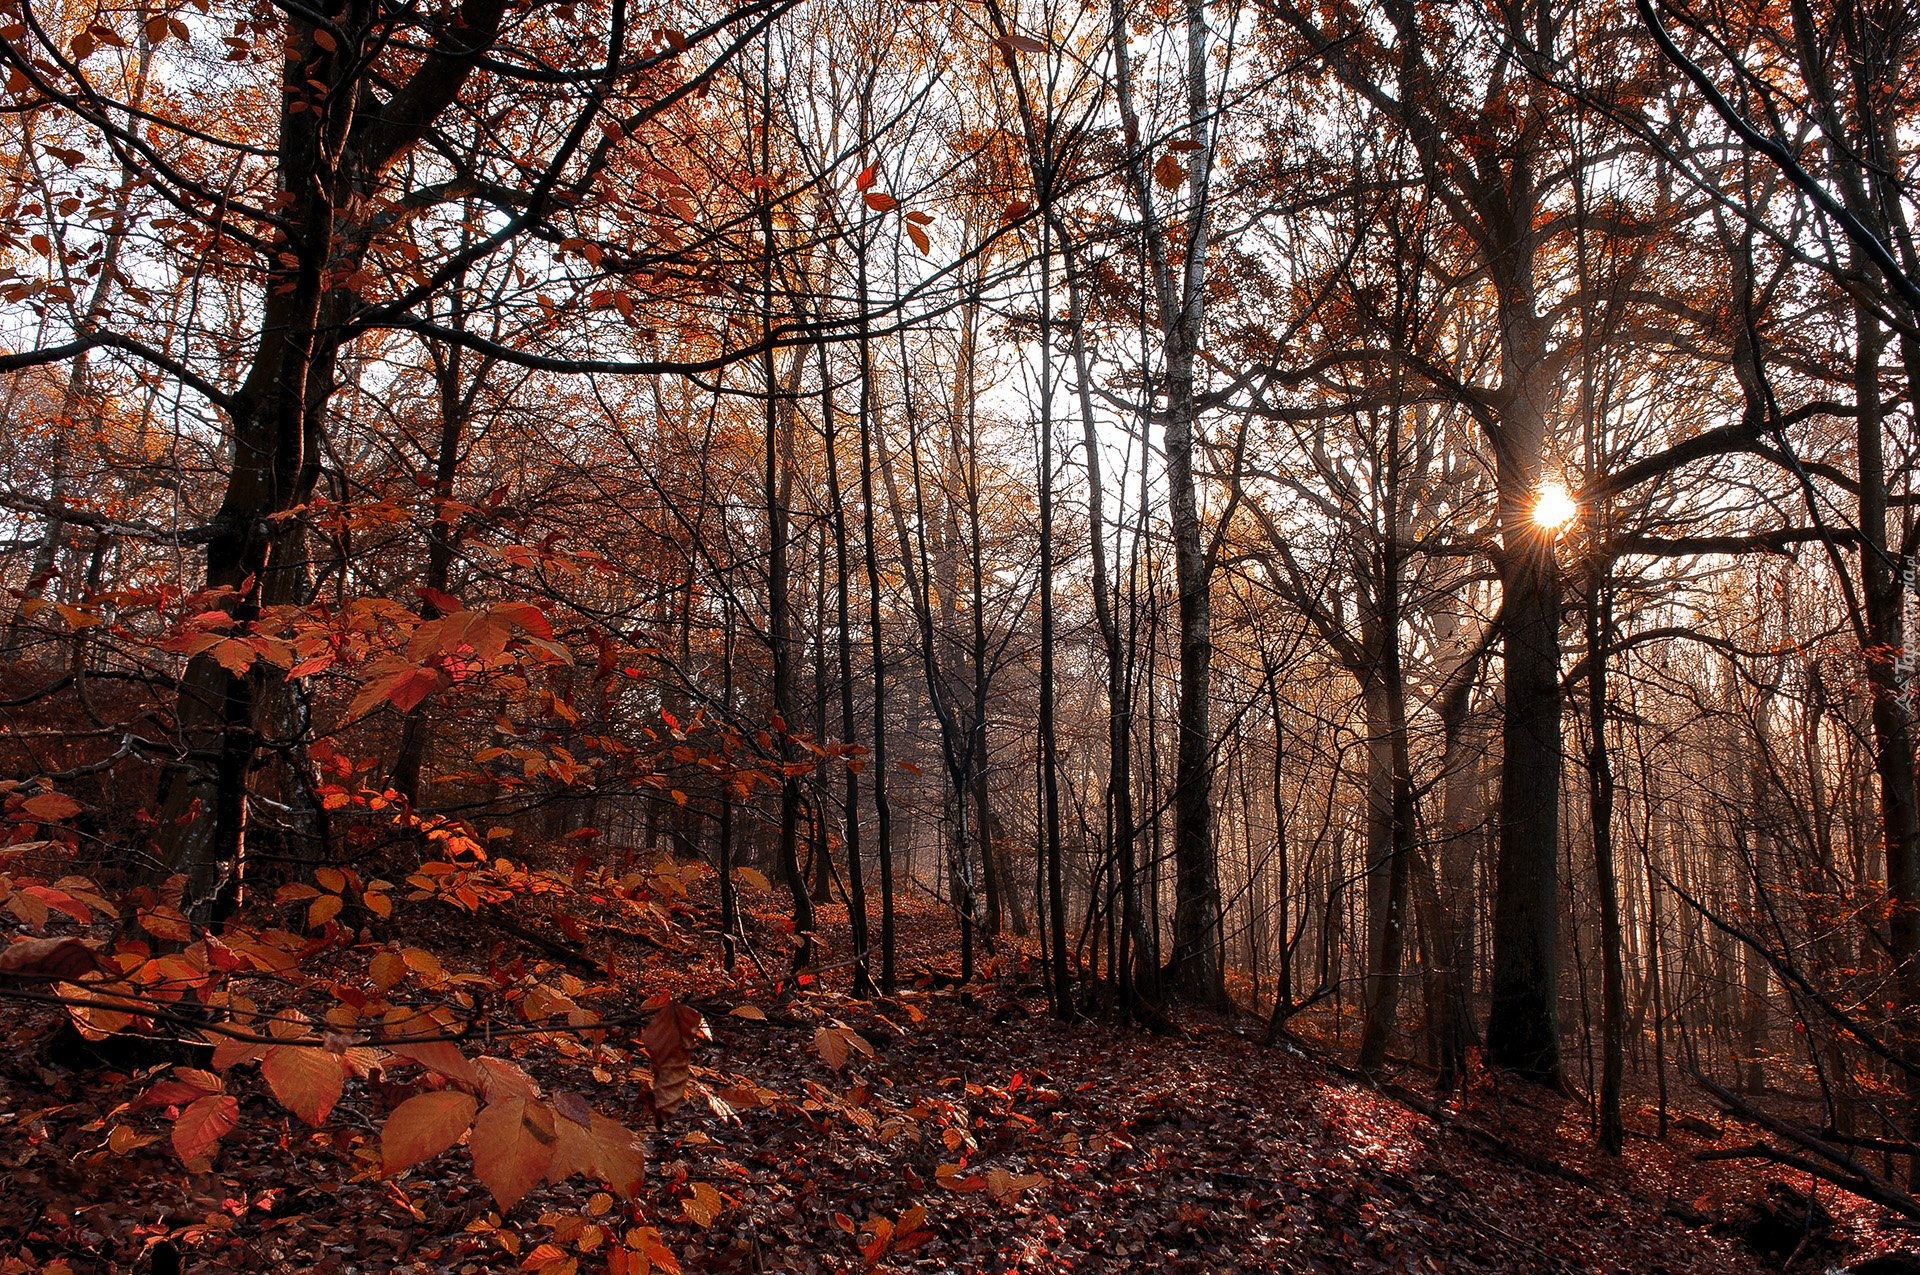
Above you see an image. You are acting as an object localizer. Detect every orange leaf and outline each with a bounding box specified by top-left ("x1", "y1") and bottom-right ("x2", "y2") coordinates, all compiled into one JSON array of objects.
[
  {"x1": 472, "y1": 1097, "x2": 558, "y2": 1212},
  {"x1": 19, "y1": 792, "x2": 81, "y2": 821},
  {"x1": 207, "y1": 637, "x2": 258, "y2": 677},
  {"x1": 586, "y1": 1111, "x2": 646, "y2": 1198},
  {"x1": 382, "y1": 1089, "x2": 477, "y2": 1174},
  {"x1": 260, "y1": 1044, "x2": 346, "y2": 1126},
  {"x1": 307, "y1": 893, "x2": 344, "y2": 929},
  {"x1": 369, "y1": 950, "x2": 406, "y2": 990},
  {"x1": 643, "y1": 1002, "x2": 707, "y2": 1115},
  {"x1": 814, "y1": 1025, "x2": 873, "y2": 1071},
  {"x1": 172, "y1": 1093, "x2": 238, "y2": 1163},
  {"x1": 388, "y1": 1038, "x2": 478, "y2": 1088},
  {"x1": 985, "y1": 1169, "x2": 1046, "y2": 1202}
]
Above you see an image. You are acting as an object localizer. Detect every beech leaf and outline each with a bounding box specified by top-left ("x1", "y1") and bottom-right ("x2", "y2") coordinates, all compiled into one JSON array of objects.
[
  {"x1": 261, "y1": 1044, "x2": 346, "y2": 1126},
  {"x1": 19, "y1": 792, "x2": 81, "y2": 822},
  {"x1": 643, "y1": 1001, "x2": 706, "y2": 1115},
  {"x1": 172, "y1": 1093, "x2": 238, "y2": 1164},
  {"x1": 472, "y1": 1096, "x2": 558, "y2": 1212},
  {"x1": 0, "y1": 936, "x2": 99, "y2": 979},
  {"x1": 382, "y1": 1089, "x2": 478, "y2": 1174}
]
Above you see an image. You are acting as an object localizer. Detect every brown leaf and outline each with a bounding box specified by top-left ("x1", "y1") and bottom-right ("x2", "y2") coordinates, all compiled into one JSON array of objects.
[
  {"x1": 472, "y1": 1096, "x2": 558, "y2": 1212},
  {"x1": 388, "y1": 1039, "x2": 479, "y2": 1088},
  {"x1": 587, "y1": 1112, "x2": 646, "y2": 1198},
  {"x1": 815, "y1": 1024, "x2": 874, "y2": 1071},
  {"x1": 382, "y1": 1089, "x2": 477, "y2": 1174},
  {"x1": 643, "y1": 1001, "x2": 706, "y2": 1115},
  {"x1": 995, "y1": 33, "x2": 1047, "y2": 54},
  {"x1": 682, "y1": 1181, "x2": 724, "y2": 1227},
  {"x1": 261, "y1": 1044, "x2": 346, "y2": 1126},
  {"x1": 19, "y1": 791, "x2": 81, "y2": 821},
  {"x1": 0, "y1": 936, "x2": 99, "y2": 979},
  {"x1": 984, "y1": 1168, "x2": 1045, "y2": 1203}
]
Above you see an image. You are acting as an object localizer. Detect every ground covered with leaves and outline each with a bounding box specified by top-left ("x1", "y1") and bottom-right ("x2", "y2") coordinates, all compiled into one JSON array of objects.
[{"x1": 2, "y1": 888, "x2": 1915, "y2": 1274}]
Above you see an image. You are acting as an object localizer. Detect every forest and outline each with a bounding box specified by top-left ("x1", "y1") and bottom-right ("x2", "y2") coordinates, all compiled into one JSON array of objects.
[{"x1": 1, "y1": 0, "x2": 1919, "y2": 1268}]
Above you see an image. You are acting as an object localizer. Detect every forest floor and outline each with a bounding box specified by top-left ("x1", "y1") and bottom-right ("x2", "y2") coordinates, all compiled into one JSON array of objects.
[{"x1": 3, "y1": 892, "x2": 1916, "y2": 1274}]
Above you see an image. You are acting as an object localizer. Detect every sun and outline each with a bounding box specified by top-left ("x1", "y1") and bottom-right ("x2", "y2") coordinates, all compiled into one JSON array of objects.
[{"x1": 1532, "y1": 480, "x2": 1577, "y2": 530}]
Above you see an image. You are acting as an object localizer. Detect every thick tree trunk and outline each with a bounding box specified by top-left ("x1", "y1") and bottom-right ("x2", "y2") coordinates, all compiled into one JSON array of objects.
[{"x1": 1486, "y1": 264, "x2": 1566, "y2": 1084}]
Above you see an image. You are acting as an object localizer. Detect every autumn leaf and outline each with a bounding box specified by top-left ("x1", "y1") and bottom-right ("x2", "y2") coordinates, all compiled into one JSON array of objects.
[
  {"x1": 472, "y1": 1096, "x2": 559, "y2": 1211},
  {"x1": 935, "y1": 1162, "x2": 984, "y2": 1192},
  {"x1": 857, "y1": 1216, "x2": 894, "y2": 1265},
  {"x1": 488, "y1": 600, "x2": 554, "y2": 639},
  {"x1": 388, "y1": 1038, "x2": 479, "y2": 1088},
  {"x1": 474, "y1": 1054, "x2": 541, "y2": 1102},
  {"x1": 382, "y1": 1089, "x2": 478, "y2": 1174},
  {"x1": 585, "y1": 1110, "x2": 646, "y2": 1198},
  {"x1": 19, "y1": 791, "x2": 81, "y2": 822},
  {"x1": 307, "y1": 893, "x2": 344, "y2": 929},
  {"x1": 906, "y1": 222, "x2": 931, "y2": 254},
  {"x1": 1154, "y1": 153, "x2": 1187, "y2": 189},
  {"x1": 681, "y1": 1181, "x2": 724, "y2": 1227},
  {"x1": 137, "y1": 905, "x2": 193, "y2": 941},
  {"x1": 814, "y1": 1024, "x2": 874, "y2": 1071},
  {"x1": 348, "y1": 665, "x2": 444, "y2": 718},
  {"x1": 206, "y1": 637, "x2": 259, "y2": 677},
  {"x1": 984, "y1": 1168, "x2": 1045, "y2": 1203},
  {"x1": 863, "y1": 191, "x2": 898, "y2": 213},
  {"x1": 643, "y1": 1001, "x2": 706, "y2": 1115},
  {"x1": 172, "y1": 1093, "x2": 239, "y2": 1163},
  {"x1": 416, "y1": 585, "x2": 462, "y2": 614},
  {"x1": 613, "y1": 1228, "x2": 679, "y2": 1275},
  {"x1": 369, "y1": 949, "x2": 406, "y2": 990},
  {"x1": 261, "y1": 1044, "x2": 347, "y2": 1126},
  {"x1": 994, "y1": 32, "x2": 1047, "y2": 54},
  {"x1": 0, "y1": 936, "x2": 99, "y2": 979}
]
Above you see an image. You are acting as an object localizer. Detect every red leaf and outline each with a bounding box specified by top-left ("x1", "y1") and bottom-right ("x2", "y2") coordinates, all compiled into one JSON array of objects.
[
  {"x1": 416, "y1": 586, "x2": 462, "y2": 615},
  {"x1": 172, "y1": 1094, "x2": 238, "y2": 1163}
]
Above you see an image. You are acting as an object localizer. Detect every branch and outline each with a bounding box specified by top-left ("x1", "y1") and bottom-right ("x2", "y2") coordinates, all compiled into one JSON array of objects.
[
  {"x1": 1637, "y1": 0, "x2": 1920, "y2": 314},
  {"x1": 1611, "y1": 526, "x2": 1856, "y2": 557},
  {"x1": 0, "y1": 333, "x2": 237, "y2": 414},
  {"x1": 1691, "y1": 1072, "x2": 1920, "y2": 1222}
]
